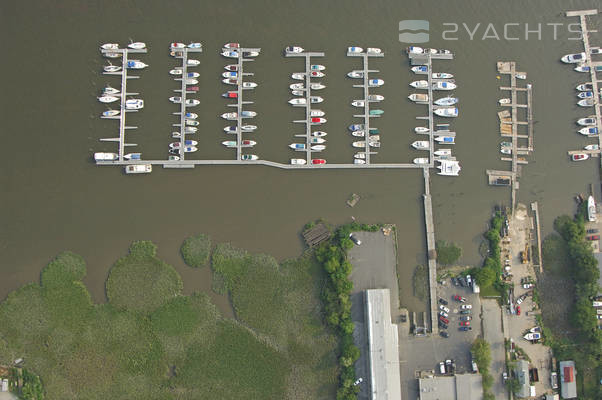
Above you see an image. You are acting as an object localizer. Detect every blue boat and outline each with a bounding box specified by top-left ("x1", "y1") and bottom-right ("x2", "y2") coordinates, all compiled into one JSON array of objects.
[
  {"x1": 348, "y1": 124, "x2": 364, "y2": 131},
  {"x1": 411, "y1": 66, "x2": 428, "y2": 74},
  {"x1": 288, "y1": 143, "x2": 306, "y2": 150},
  {"x1": 435, "y1": 136, "x2": 455, "y2": 144},
  {"x1": 124, "y1": 153, "x2": 141, "y2": 160}
]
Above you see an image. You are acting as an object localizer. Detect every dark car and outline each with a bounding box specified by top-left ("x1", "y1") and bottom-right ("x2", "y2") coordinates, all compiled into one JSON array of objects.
[
  {"x1": 460, "y1": 310, "x2": 472, "y2": 315},
  {"x1": 459, "y1": 326, "x2": 472, "y2": 331},
  {"x1": 439, "y1": 331, "x2": 449, "y2": 338},
  {"x1": 460, "y1": 316, "x2": 472, "y2": 321},
  {"x1": 458, "y1": 276, "x2": 467, "y2": 287},
  {"x1": 439, "y1": 323, "x2": 448, "y2": 330},
  {"x1": 439, "y1": 316, "x2": 449, "y2": 325},
  {"x1": 587, "y1": 228, "x2": 599, "y2": 234},
  {"x1": 439, "y1": 298, "x2": 449, "y2": 305},
  {"x1": 451, "y1": 277, "x2": 459, "y2": 286}
]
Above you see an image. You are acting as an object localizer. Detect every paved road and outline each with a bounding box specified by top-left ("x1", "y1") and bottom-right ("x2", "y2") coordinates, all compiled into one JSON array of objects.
[{"x1": 482, "y1": 299, "x2": 507, "y2": 400}]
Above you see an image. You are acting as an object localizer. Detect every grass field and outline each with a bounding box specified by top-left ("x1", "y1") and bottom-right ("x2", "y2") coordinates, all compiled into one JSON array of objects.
[{"x1": 0, "y1": 239, "x2": 337, "y2": 400}]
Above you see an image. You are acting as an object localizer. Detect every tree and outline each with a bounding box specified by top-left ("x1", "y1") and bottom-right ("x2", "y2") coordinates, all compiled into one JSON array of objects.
[
  {"x1": 475, "y1": 266, "x2": 496, "y2": 287},
  {"x1": 436, "y1": 240, "x2": 462, "y2": 265},
  {"x1": 471, "y1": 338, "x2": 491, "y2": 368}
]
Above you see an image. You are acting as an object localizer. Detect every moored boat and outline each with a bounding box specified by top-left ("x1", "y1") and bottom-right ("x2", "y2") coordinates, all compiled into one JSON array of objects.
[
  {"x1": 352, "y1": 100, "x2": 365, "y2": 107},
  {"x1": 577, "y1": 91, "x2": 593, "y2": 99},
  {"x1": 411, "y1": 65, "x2": 428, "y2": 74},
  {"x1": 354, "y1": 159, "x2": 366, "y2": 165},
  {"x1": 242, "y1": 82, "x2": 257, "y2": 89},
  {"x1": 312, "y1": 131, "x2": 327, "y2": 137},
  {"x1": 415, "y1": 127, "x2": 430, "y2": 134},
  {"x1": 224, "y1": 64, "x2": 239, "y2": 71},
  {"x1": 348, "y1": 46, "x2": 363, "y2": 53},
  {"x1": 290, "y1": 83, "x2": 305, "y2": 90},
  {"x1": 354, "y1": 153, "x2": 366, "y2": 159},
  {"x1": 310, "y1": 83, "x2": 325, "y2": 90},
  {"x1": 578, "y1": 99, "x2": 594, "y2": 107},
  {"x1": 349, "y1": 124, "x2": 364, "y2": 131},
  {"x1": 434, "y1": 107, "x2": 458, "y2": 117},
  {"x1": 574, "y1": 65, "x2": 602, "y2": 72},
  {"x1": 221, "y1": 112, "x2": 238, "y2": 120},
  {"x1": 561, "y1": 52, "x2": 586, "y2": 63},
  {"x1": 413, "y1": 158, "x2": 429, "y2": 165},
  {"x1": 310, "y1": 71, "x2": 325, "y2": 77},
  {"x1": 347, "y1": 70, "x2": 364, "y2": 79},
  {"x1": 169, "y1": 68, "x2": 183, "y2": 75},
  {"x1": 221, "y1": 50, "x2": 239, "y2": 58},
  {"x1": 169, "y1": 96, "x2": 182, "y2": 103},
  {"x1": 103, "y1": 65, "x2": 121, "y2": 72},
  {"x1": 311, "y1": 145, "x2": 327, "y2": 151},
  {"x1": 437, "y1": 160, "x2": 461, "y2": 176},
  {"x1": 103, "y1": 86, "x2": 120, "y2": 95},
  {"x1": 577, "y1": 117, "x2": 596, "y2": 126},
  {"x1": 125, "y1": 99, "x2": 144, "y2": 109},
  {"x1": 169, "y1": 140, "x2": 199, "y2": 148},
  {"x1": 285, "y1": 46, "x2": 304, "y2": 53},
  {"x1": 223, "y1": 91, "x2": 238, "y2": 98},
  {"x1": 310, "y1": 96, "x2": 323, "y2": 103},
  {"x1": 241, "y1": 154, "x2": 259, "y2": 161},
  {"x1": 291, "y1": 72, "x2": 305, "y2": 80},
  {"x1": 571, "y1": 153, "x2": 589, "y2": 161},
  {"x1": 585, "y1": 144, "x2": 599, "y2": 151},
  {"x1": 185, "y1": 112, "x2": 198, "y2": 119},
  {"x1": 94, "y1": 152, "x2": 118, "y2": 161},
  {"x1": 366, "y1": 47, "x2": 382, "y2": 54},
  {"x1": 290, "y1": 158, "x2": 306, "y2": 165},
  {"x1": 435, "y1": 136, "x2": 455, "y2": 144},
  {"x1": 128, "y1": 42, "x2": 146, "y2": 49},
  {"x1": 499, "y1": 98, "x2": 511, "y2": 105},
  {"x1": 500, "y1": 148, "x2": 511, "y2": 155},
  {"x1": 126, "y1": 60, "x2": 148, "y2": 69},
  {"x1": 310, "y1": 109, "x2": 325, "y2": 116},
  {"x1": 101, "y1": 43, "x2": 119, "y2": 50},
  {"x1": 434, "y1": 96, "x2": 458, "y2": 106},
  {"x1": 185, "y1": 120, "x2": 199, "y2": 126},
  {"x1": 311, "y1": 64, "x2": 325, "y2": 71},
  {"x1": 289, "y1": 98, "x2": 307, "y2": 105},
  {"x1": 187, "y1": 59, "x2": 200, "y2": 66},
  {"x1": 576, "y1": 83, "x2": 593, "y2": 91},
  {"x1": 310, "y1": 137, "x2": 326, "y2": 144},
  {"x1": 289, "y1": 143, "x2": 306, "y2": 150},
  {"x1": 223, "y1": 43, "x2": 240, "y2": 49},
  {"x1": 169, "y1": 146, "x2": 197, "y2": 154},
  {"x1": 579, "y1": 127, "x2": 598, "y2": 136},
  {"x1": 311, "y1": 117, "x2": 326, "y2": 124},
  {"x1": 188, "y1": 42, "x2": 202, "y2": 48},
  {"x1": 241, "y1": 111, "x2": 257, "y2": 118},
  {"x1": 434, "y1": 149, "x2": 451, "y2": 156},
  {"x1": 433, "y1": 81, "x2": 456, "y2": 90},
  {"x1": 125, "y1": 165, "x2": 152, "y2": 174},
  {"x1": 171, "y1": 42, "x2": 185, "y2": 48},
  {"x1": 102, "y1": 110, "x2": 120, "y2": 117},
  {"x1": 432, "y1": 72, "x2": 453, "y2": 79},
  {"x1": 185, "y1": 99, "x2": 200, "y2": 107},
  {"x1": 368, "y1": 79, "x2": 384, "y2": 87},
  {"x1": 410, "y1": 80, "x2": 428, "y2": 89},
  {"x1": 409, "y1": 93, "x2": 429, "y2": 102},
  {"x1": 367, "y1": 94, "x2": 384, "y2": 102},
  {"x1": 369, "y1": 109, "x2": 384, "y2": 115},
  {"x1": 98, "y1": 95, "x2": 119, "y2": 103},
  {"x1": 222, "y1": 71, "x2": 238, "y2": 78}
]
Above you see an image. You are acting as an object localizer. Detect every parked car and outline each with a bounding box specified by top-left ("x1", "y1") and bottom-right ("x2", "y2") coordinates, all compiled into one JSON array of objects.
[
  {"x1": 438, "y1": 322, "x2": 448, "y2": 329},
  {"x1": 458, "y1": 276, "x2": 467, "y2": 287},
  {"x1": 523, "y1": 283, "x2": 535, "y2": 289},
  {"x1": 451, "y1": 277, "x2": 459, "y2": 286},
  {"x1": 461, "y1": 304, "x2": 472, "y2": 310},
  {"x1": 349, "y1": 233, "x2": 362, "y2": 245},
  {"x1": 439, "y1": 305, "x2": 450, "y2": 313},
  {"x1": 439, "y1": 298, "x2": 449, "y2": 305},
  {"x1": 439, "y1": 362, "x2": 446, "y2": 374},
  {"x1": 460, "y1": 310, "x2": 472, "y2": 315},
  {"x1": 587, "y1": 235, "x2": 600, "y2": 241},
  {"x1": 516, "y1": 306, "x2": 521, "y2": 315},
  {"x1": 439, "y1": 310, "x2": 449, "y2": 318},
  {"x1": 439, "y1": 316, "x2": 449, "y2": 324},
  {"x1": 587, "y1": 228, "x2": 599, "y2": 234},
  {"x1": 460, "y1": 316, "x2": 472, "y2": 321},
  {"x1": 459, "y1": 321, "x2": 470, "y2": 326},
  {"x1": 466, "y1": 275, "x2": 472, "y2": 286},
  {"x1": 459, "y1": 326, "x2": 472, "y2": 331},
  {"x1": 503, "y1": 372, "x2": 508, "y2": 381},
  {"x1": 440, "y1": 331, "x2": 449, "y2": 338},
  {"x1": 453, "y1": 295, "x2": 466, "y2": 302}
]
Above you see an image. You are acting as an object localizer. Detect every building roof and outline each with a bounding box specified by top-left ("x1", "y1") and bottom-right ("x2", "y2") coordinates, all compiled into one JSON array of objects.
[
  {"x1": 559, "y1": 361, "x2": 577, "y2": 399},
  {"x1": 365, "y1": 289, "x2": 402, "y2": 400},
  {"x1": 514, "y1": 359, "x2": 530, "y2": 398},
  {"x1": 418, "y1": 374, "x2": 483, "y2": 400}
]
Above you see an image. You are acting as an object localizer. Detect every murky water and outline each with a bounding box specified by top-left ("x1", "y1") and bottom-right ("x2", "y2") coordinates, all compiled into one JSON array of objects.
[{"x1": 1, "y1": 0, "x2": 600, "y2": 314}]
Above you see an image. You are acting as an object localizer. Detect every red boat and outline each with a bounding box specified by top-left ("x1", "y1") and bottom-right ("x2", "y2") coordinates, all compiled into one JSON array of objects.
[
  {"x1": 187, "y1": 86, "x2": 199, "y2": 92},
  {"x1": 224, "y1": 64, "x2": 239, "y2": 71},
  {"x1": 223, "y1": 43, "x2": 240, "y2": 49},
  {"x1": 222, "y1": 91, "x2": 238, "y2": 98},
  {"x1": 311, "y1": 117, "x2": 326, "y2": 124},
  {"x1": 312, "y1": 159, "x2": 326, "y2": 165}
]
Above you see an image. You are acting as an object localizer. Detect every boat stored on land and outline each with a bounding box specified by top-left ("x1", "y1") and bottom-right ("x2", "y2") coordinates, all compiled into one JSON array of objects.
[
  {"x1": 588, "y1": 195, "x2": 597, "y2": 222},
  {"x1": 523, "y1": 333, "x2": 541, "y2": 341},
  {"x1": 223, "y1": 43, "x2": 239, "y2": 49},
  {"x1": 125, "y1": 164, "x2": 152, "y2": 174}
]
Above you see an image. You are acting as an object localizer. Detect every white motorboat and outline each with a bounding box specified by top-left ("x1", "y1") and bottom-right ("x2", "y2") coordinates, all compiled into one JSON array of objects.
[
  {"x1": 415, "y1": 127, "x2": 430, "y2": 134},
  {"x1": 98, "y1": 95, "x2": 118, "y2": 103},
  {"x1": 184, "y1": 78, "x2": 198, "y2": 85},
  {"x1": 125, "y1": 99, "x2": 144, "y2": 109},
  {"x1": 128, "y1": 42, "x2": 146, "y2": 49},
  {"x1": 184, "y1": 126, "x2": 198, "y2": 133},
  {"x1": 169, "y1": 146, "x2": 198, "y2": 154},
  {"x1": 576, "y1": 83, "x2": 593, "y2": 91},
  {"x1": 185, "y1": 112, "x2": 198, "y2": 119},
  {"x1": 289, "y1": 143, "x2": 306, "y2": 150},
  {"x1": 585, "y1": 144, "x2": 599, "y2": 151},
  {"x1": 242, "y1": 51, "x2": 259, "y2": 57},
  {"x1": 348, "y1": 46, "x2": 363, "y2": 53},
  {"x1": 572, "y1": 153, "x2": 589, "y2": 161},
  {"x1": 312, "y1": 131, "x2": 327, "y2": 137},
  {"x1": 310, "y1": 137, "x2": 326, "y2": 144},
  {"x1": 434, "y1": 96, "x2": 458, "y2": 106},
  {"x1": 169, "y1": 96, "x2": 182, "y2": 103},
  {"x1": 366, "y1": 47, "x2": 382, "y2": 54},
  {"x1": 285, "y1": 46, "x2": 304, "y2": 54},
  {"x1": 291, "y1": 72, "x2": 305, "y2": 80},
  {"x1": 434, "y1": 107, "x2": 458, "y2": 117},
  {"x1": 185, "y1": 99, "x2": 200, "y2": 107},
  {"x1": 433, "y1": 81, "x2": 456, "y2": 90},
  {"x1": 94, "y1": 152, "x2": 118, "y2": 161},
  {"x1": 222, "y1": 50, "x2": 239, "y2": 58},
  {"x1": 499, "y1": 98, "x2": 511, "y2": 105},
  {"x1": 126, "y1": 60, "x2": 148, "y2": 69},
  {"x1": 412, "y1": 141, "x2": 430, "y2": 150},
  {"x1": 435, "y1": 136, "x2": 455, "y2": 144},
  {"x1": 124, "y1": 164, "x2": 152, "y2": 174},
  {"x1": 171, "y1": 42, "x2": 185, "y2": 48},
  {"x1": 352, "y1": 100, "x2": 365, "y2": 107},
  {"x1": 579, "y1": 127, "x2": 598, "y2": 136},
  {"x1": 241, "y1": 125, "x2": 257, "y2": 131},
  {"x1": 354, "y1": 153, "x2": 366, "y2": 159},
  {"x1": 434, "y1": 149, "x2": 451, "y2": 156},
  {"x1": 241, "y1": 154, "x2": 259, "y2": 161},
  {"x1": 187, "y1": 59, "x2": 200, "y2": 66},
  {"x1": 432, "y1": 72, "x2": 453, "y2": 79},
  {"x1": 222, "y1": 71, "x2": 237, "y2": 78},
  {"x1": 413, "y1": 158, "x2": 429, "y2": 165},
  {"x1": 351, "y1": 130, "x2": 365, "y2": 137},
  {"x1": 241, "y1": 111, "x2": 257, "y2": 118},
  {"x1": 310, "y1": 110, "x2": 325, "y2": 117},
  {"x1": 577, "y1": 117, "x2": 597, "y2": 126},
  {"x1": 185, "y1": 72, "x2": 200, "y2": 78},
  {"x1": 169, "y1": 140, "x2": 199, "y2": 148},
  {"x1": 290, "y1": 159, "x2": 306, "y2": 165},
  {"x1": 523, "y1": 333, "x2": 541, "y2": 341},
  {"x1": 409, "y1": 93, "x2": 429, "y2": 102},
  {"x1": 102, "y1": 110, "x2": 120, "y2": 117},
  {"x1": 354, "y1": 159, "x2": 366, "y2": 164},
  {"x1": 367, "y1": 94, "x2": 384, "y2": 102},
  {"x1": 291, "y1": 90, "x2": 304, "y2": 96},
  {"x1": 368, "y1": 79, "x2": 384, "y2": 87},
  {"x1": 104, "y1": 52, "x2": 120, "y2": 58},
  {"x1": 310, "y1": 96, "x2": 324, "y2": 103},
  {"x1": 289, "y1": 98, "x2": 307, "y2": 105},
  {"x1": 575, "y1": 65, "x2": 602, "y2": 72},
  {"x1": 410, "y1": 80, "x2": 428, "y2": 89},
  {"x1": 578, "y1": 99, "x2": 594, "y2": 107},
  {"x1": 222, "y1": 112, "x2": 238, "y2": 120},
  {"x1": 168, "y1": 155, "x2": 180, "y2": 161},
  {"x1": 310, "y1": 64, "x2": 325, "y2": 71},
  {"x1": 103, "y1": 65, "x2": 121, "y2": 72},
  {"x1": 352, "y1": 141, "x2": 368, "y2": 148},
  {"x1": 515, "y1": 73, "x2": 526, "y2": 80},
  {"x1": 349, "y1": 124, "x2": 364, "y2": 131},
  {"x1": 411, "y1": 65, "x2": 428, "y2": 74},
  {"x1": 186, "y1": 120, "x2": 199, "y2": 126},
  {"x1": 347, "y1": 70, "x2": 364, "y2": 78},
  {"x1": 561, "y1": 52, "x2": 586, "y2": 63},
  {"x1": 407, "y1": 46, "x2": 424, "y2": 54},
  {"x1": 310, "y1": 71, "x2": 325, "y2": 78},
  {"x1": 169, "y1": 68, "x2": 183, "y2": 75},
  {"x1": 242, "y1": 82, "x2": 257, "y2": 89},
  {"x1": 437, "y1": 160, "x2": 461, "y2": 176},
  {"x1": 103, "y1": 86, "x2": 120, "y2": 95},
  {"x1": 101, "y1": 43, "x2": 119, "y2": 50},
  {"x1": 224, "y1": 64, "x2": 239, "y2": 72},
  {"x1": 188, "y1": 42, "x2": 202, "y2": 48},
  {"x1": 311, "y1": 83, "x2": 326, "y2": 90},
  {"x1": 290, "y1": 83, "x2": 305, "y2": 90},
  {"x1": 577, "y1": 91, "x2": 593, "y2": 99},
  {"x1": 588, "y1": 195, "x2": 596, "y2": 222},
  {"x1": 311, "y1": 117, "x2": 327, "y2": 124},
  {"x1": 223, "y1": 43, "x2": 240, "y2": 49},
  {"x1": 500, "y1": 148, "x2": 511, "y2": 155}
]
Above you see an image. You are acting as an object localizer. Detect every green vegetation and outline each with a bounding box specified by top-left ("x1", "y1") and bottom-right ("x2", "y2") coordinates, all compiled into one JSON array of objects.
[
  {"x1": 180, "y1": 233, "x2": 211, "y2": 268},
  {"x1": 413, "y1": 264, "x2": 428, "y2": 301},
  {"x1": 539, "y1": 209, "x2": 602, "y2": 400},
  {"x1": 474, "y1": 211, "x2": 508, "y2": 300},
  {"x1": 14, "y1": 368, "x2": 44, "y2": 400},
  {"x1": 471, "y1": 338, "x2": 494, "y2": 400},
  {"x1": 0, "y1": 240, "x2": 338, "y2": 400},
  {"x1": 436, "y1": 240, "x2": 462, "y2": 265},
  {"x1": 106, "y1": 241, "x2": 183, "y2": 314}
]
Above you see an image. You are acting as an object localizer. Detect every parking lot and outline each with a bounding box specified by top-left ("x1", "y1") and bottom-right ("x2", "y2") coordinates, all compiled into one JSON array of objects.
[{"x1": 398, "y1": 275, "x2": 481, "y2": 400}]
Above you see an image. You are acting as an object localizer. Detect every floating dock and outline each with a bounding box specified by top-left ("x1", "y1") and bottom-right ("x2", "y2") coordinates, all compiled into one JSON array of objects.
[
  {"x1": 224, "y1": 46, "x2": 260, "y2": 161},
  {"x1": 286, "y1": 50, "x2": 325, "y2": 165},
  {"x1": 348, "y1": 49, "x2": 384, "y2": 165},
  {"x1": 565, "y1": 9, "x2": 602, "y2": 163},
  {"x1": 171, "y1": 44, "x2": 202, "y2": 160},
  {"x1": 100, "y1": 46, "x2": 147, "y2": 161},
  {"x1": 487, "y1": 61, "x2": 534, "y2": 210}
]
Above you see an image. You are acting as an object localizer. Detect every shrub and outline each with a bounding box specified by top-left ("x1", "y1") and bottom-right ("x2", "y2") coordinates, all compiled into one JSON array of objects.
[
  {"x1": 41, "y1": 251, "x2": 86, "y2": 288},
  {"x1": 180, "y1": 234, "x2": 212, "y2": 268},
  {"x1": 436, "y1": 240, "x2": 462, "y2": 265}
]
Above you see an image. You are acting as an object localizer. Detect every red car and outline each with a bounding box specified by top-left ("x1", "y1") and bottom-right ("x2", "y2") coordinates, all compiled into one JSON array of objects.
[
  {"x1": 312, "y1": 159, "x2": 326, "y2": 165},
  {"x1": 516, "y1": 306, "x2": 521, "y2": 316},
  {"x1": 587, "y1": 235, "x2": 600, "y2": 241},
  {"x1": 459, "y1": 321, "x2": 470, "y2": 326},
  {"x1": 453, "y1": 295, "x2": 466, "y2": 302},
  {"x1": 439, "y1": 316, "x2": 449, "y2": 325}
]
